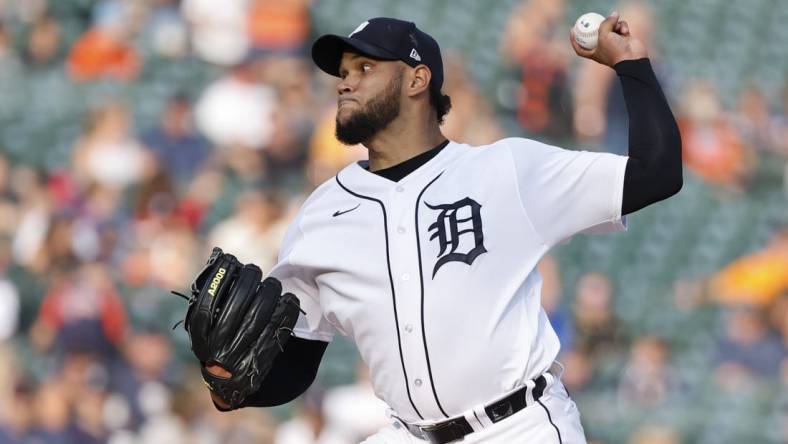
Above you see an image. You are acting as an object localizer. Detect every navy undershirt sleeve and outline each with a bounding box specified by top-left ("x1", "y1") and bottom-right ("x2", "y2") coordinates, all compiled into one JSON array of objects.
[{"x1": 617, "y1": 58, "x2": 683, "y2": 215}]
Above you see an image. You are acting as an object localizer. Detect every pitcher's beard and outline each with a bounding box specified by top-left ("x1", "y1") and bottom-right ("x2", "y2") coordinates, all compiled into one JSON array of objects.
[{"x1": 335, "y1": 72, "x2": 403, "y2": 145}]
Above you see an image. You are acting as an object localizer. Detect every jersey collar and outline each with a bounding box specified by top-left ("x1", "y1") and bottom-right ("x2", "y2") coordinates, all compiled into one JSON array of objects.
[{"x1": 337, "y1": 141, "x2": 459, "y2": 197}]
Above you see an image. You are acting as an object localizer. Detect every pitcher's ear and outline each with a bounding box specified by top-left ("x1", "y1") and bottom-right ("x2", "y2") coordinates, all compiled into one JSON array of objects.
[{"x1": 406, "y1": 65, "x2": 432, "y2": 97}]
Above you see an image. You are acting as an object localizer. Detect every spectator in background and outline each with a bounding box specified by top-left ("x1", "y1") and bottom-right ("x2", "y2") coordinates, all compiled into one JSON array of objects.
[
  {"x1": 320, "y1": 364, "x2": 389, "y2": 444},
  {"x1": 11, "y1": 167, "x2": 54, "y2": 274},
  {"x1": 247, "y1": 0, "x2": 312, "y2": 56},
  {"x1": 66, "y1": 1, "x2": 141, "y2": 81},
  {"x1": 195, "y1": 60, "x2": 277, "y2": 152},
  {"x1": 70, "y1": 183, "x2": 127, "y2": 263},
  {"x1": 768, "y1": 295, "x2": 787, "y2": 352},
  {"x1": 72, "y1": 102, "x2": 155, "y2": 192},
  {"x1": 185, "y1": 381, "x2": 277, "y2": 444},
  {"x1": 572, "y1": 271, "x2": 620, "y2": 359},
  {"x1": 170, "y1": 168, "x2": 226, "y2": 231},
  {"x1": 182, "y1": 0, "x2": 250, "y2": 66},
  {"x1": 713, "y1": 305, "x2": 784, "y2": 387},
  {"x1": 0, "y1": 155, "x2": 19, "y2": 239},
  {"x1": 0, "y1": 163, "x2": 19, "y2": 339},
  {"x1": 265, "y1": 110, "x2": 309, "y2": 187},
  {"x1": 0, "y1": 381, "x2": 34, "y2": 444},
  {"x1": 0, "y1": 23, "x2": 25, "y2": 113},
  {"x1": 572, "y1": 1, "x2": 657, "y2": 154},
  {"x1": 143, "y1": 218, "x2": 200, "y2": 290},
  {"x1": 617, "y1": 336, "x2": 681, "y2": 407},
  {"x1": 0, "y1": 243, "x2": 20, "y2": 342},
  {"x1": 70, "y1": 358, "x2": 112, "y2": 444},
  {"x1": 112, "y1": 324, "x2": 178, "y2": 432},
  {"x1": 145, "y1": 0, "x2": 190, "y2": 59},
  {"x1": 132, "y1": 168, "x2": 178, "y2": 227},
  {"x1": 40, "y1": 215, "x2": 82, "y2": 273},
  {"x1": 26, "y1": 382, "x2": 80, "y2": 444},
  {"x1": 500, "y1": 0, "x2": 572, "y2": 140},
  {"x1": 733, "y1": 86, "x2": 786, "y2": 156},
  {"x1": 42, "y1": 350, "x2": 115, "y2": 443},
  {"x1": 0, "y1": 264, "x2": 20, "y2": 441},
  {"x1": 29, "y1": 262, "x2": 128, "y2": 358},
  {"x1": 1, "y1": 0, "x2": 47, "y2": 24},
  {"x1": 627, "y1": 424, "x2": 680, "y2": 444},
  {"x1": 710, "y1": 226, "x2": 788, "y2": 307},
  {"x1": 260, "y1": 57, "x2": 316, "y2": 187},
  {"x1": 550, "y1": 271, "x2": 619, "y2": 394},
  {"x1": 559, "y1": 348, "x2": 594, "y2": 393},
  {"x1": 23, "y1": 14, "x2": 63, "y2": 69},
  {"x1": 207, "y1": 190, "x2": 287, "y2": 271},
  {"x1": 0, "y1": 23, "x2": 23, "y2": 78},
  {"x1": 677, "y1": 80, "x2": 755, "y2": 191},
  {"x1": 274, "y1": 389, "x2": 339, "y2": 444},
  {"x1": 439, "y1": 54, "x2": 503, "y2": 146},
  {"x1": 142, "y1": 94, "x2": 211, "y2": 189}
]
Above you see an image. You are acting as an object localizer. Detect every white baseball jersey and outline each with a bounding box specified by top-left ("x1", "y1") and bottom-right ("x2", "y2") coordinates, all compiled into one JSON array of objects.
[{"x1": 269, "y1": 138, "x2": 628, "y2": 423}]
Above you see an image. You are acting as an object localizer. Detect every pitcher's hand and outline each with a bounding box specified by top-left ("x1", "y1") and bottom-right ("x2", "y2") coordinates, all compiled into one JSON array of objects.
[
  {"x1": 570, "y1": 11, "x2": 648, "y2": 67},
  {"x1": 206, "y1": 364, "x2": 232, "y2": 410}
]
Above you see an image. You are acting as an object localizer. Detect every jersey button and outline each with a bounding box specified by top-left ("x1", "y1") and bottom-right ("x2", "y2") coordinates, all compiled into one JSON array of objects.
[
  {"x1": 414, "y1": 379, "x2": 423, "y2": 387},
  {"x1": 397, "y1": 227, "x2": 406, "y2": 234},
  {"x1": 404, "y1": 324, "x2": 413, "y2": 333},
  {"x1": 401, "y1": 273, "x2": 410, "y2": 281},
  {"x1": 395, "y1": 186, "x2": 405, "y2": 192}
]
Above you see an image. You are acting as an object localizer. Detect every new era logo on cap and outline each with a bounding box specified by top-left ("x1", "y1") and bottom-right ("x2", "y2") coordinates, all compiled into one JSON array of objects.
[{"x1": 409, "y1": 49, "x2": 421, "y2": 61}]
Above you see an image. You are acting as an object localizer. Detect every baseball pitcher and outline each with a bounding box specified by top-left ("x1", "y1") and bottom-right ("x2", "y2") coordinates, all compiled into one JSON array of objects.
[{"x1": 176, "y1": 13, "x2": 682, "y2": 444}]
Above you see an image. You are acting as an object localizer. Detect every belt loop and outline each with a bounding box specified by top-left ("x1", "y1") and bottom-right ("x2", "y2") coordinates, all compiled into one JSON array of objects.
[
  {"x1": 523, "y1": 378, "x2": 536, "y2": 406},
  {"x1": 543, "y1": 370, "x2": 556, "y2": 389},
  {"x1": 471, "y1": 404, "x2": 494, "y2": 429}
]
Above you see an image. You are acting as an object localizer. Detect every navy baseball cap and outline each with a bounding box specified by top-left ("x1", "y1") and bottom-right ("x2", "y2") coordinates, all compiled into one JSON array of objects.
[{"x1": 311, "y1": 17, "x2": 444, "y2": 90}]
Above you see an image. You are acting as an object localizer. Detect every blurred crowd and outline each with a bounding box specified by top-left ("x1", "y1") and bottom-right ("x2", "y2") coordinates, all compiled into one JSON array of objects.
[
  {"x1": 501, "y1": 0, "x2": 788, "y2": 186},
  {"x1": 0, "y1": 1, "x2": 785, "y2": 444}
]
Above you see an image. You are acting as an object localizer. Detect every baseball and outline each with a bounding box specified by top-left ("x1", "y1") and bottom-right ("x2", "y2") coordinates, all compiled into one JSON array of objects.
[{"x1": 573, "y1": 12, "x2": 606, "y2": 50}]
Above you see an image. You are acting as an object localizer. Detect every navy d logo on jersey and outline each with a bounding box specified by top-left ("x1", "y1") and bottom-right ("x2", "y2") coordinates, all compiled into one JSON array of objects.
[{"x1": 426, "y1": 197, "x2": 487, "y2": 277}]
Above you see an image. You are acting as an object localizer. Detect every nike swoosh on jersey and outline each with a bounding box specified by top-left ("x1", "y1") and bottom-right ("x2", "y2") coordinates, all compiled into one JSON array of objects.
[{"x1": 332, "y1": 204, "x2": 361, "y2": 217}]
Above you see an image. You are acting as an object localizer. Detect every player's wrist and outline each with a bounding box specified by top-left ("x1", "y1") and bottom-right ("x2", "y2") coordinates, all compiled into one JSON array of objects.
[
  {"x1": 610, "y1": 49, "x2": 648, "y2": 67},
  {"x1": 612, "y1": 55, "x2": 649, "y2": 69}
]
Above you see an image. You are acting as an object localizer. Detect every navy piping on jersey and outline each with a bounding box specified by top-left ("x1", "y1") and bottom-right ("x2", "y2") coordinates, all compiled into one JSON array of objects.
[
  {"x1": 334, "y1": 175, "x2": 425, "y2": 421},
  {"x1": 414, "y1": 172, "x2": 449, "y2": 418},
  {"x1": 537, "y1": 399, "x2": 563, "y2": 444}
]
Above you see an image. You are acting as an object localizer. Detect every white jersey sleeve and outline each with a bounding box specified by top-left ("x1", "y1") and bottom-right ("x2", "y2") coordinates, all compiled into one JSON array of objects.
[
  {"x1": 505, "y1": 138, "x2": 629, "y2": 247},
  {"x1": 268, "y1": 208, "x2": 335, "y2": 343}
]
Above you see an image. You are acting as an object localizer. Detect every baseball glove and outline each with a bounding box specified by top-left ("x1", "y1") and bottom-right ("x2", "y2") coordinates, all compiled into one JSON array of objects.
[{"x1": 172, "y1": 247, "x2": 302, "y2": 409}]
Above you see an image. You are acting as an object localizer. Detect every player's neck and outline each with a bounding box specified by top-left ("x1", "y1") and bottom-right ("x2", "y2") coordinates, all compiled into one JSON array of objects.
[{"x1": 365, "y1": 116, "x2": 446, "y2": 172}]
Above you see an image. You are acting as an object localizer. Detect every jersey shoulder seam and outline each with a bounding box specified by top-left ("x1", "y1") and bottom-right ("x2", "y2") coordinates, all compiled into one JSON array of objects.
[{"x1": 503, "y1": 139, "x2": 549, "y2": 248}]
